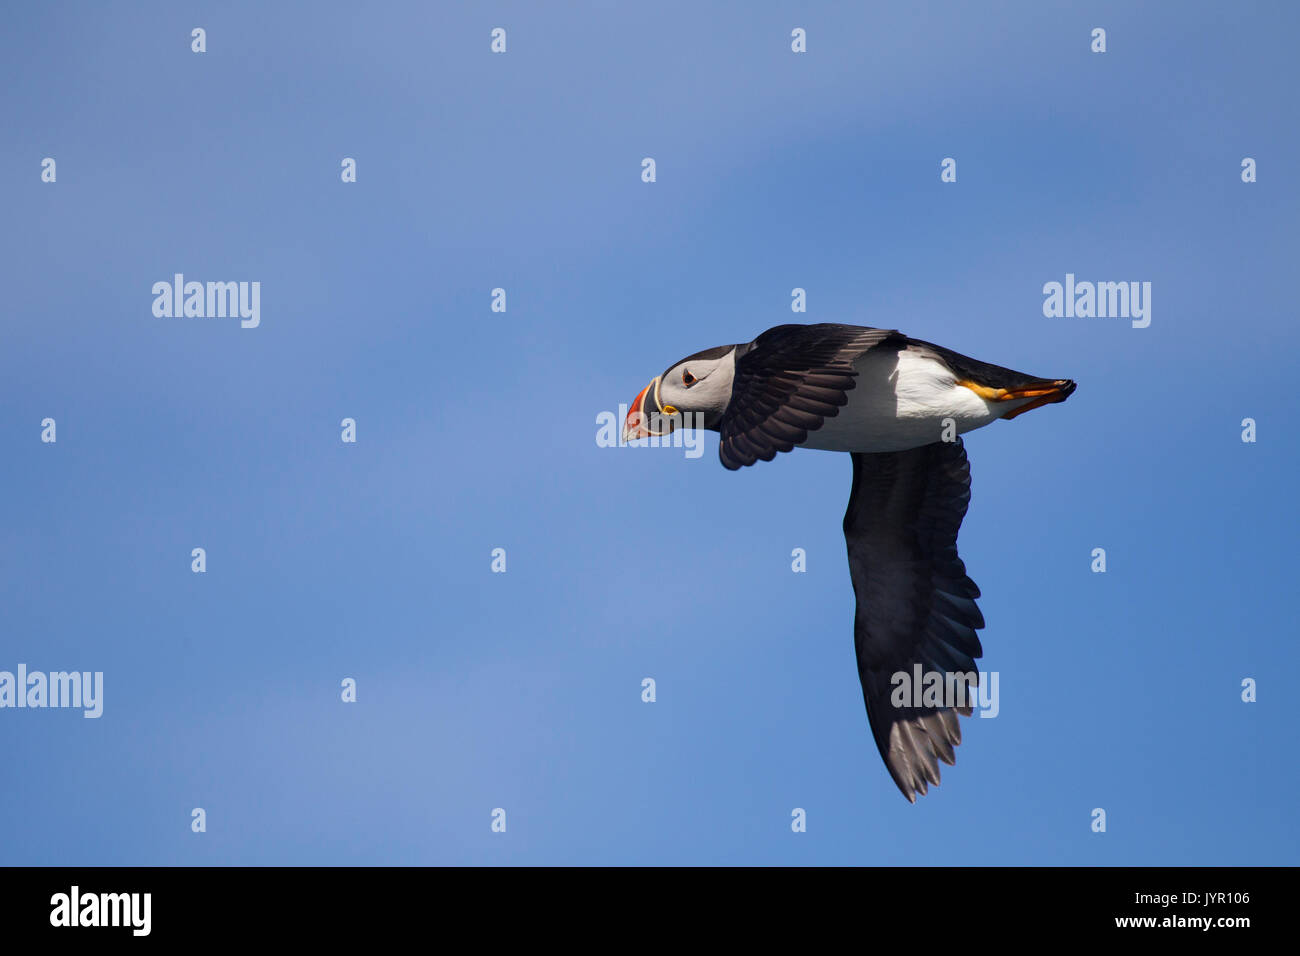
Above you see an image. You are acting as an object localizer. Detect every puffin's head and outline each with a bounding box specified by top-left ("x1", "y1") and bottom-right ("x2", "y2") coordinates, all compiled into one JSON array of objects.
[{"x1": 623, "y1": 344, "x2": 737, "y2": 441}]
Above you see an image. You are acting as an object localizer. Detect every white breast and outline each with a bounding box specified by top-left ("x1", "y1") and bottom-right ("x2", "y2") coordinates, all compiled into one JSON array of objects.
[{"x1": 799, "y1": 348, "x2": 1009, "y2": 453}]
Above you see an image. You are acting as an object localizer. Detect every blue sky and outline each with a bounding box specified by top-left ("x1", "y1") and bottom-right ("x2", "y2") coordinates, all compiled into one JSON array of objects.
[{"x1": 1, "y1": 1, "x2": 1297, "y2": 865}]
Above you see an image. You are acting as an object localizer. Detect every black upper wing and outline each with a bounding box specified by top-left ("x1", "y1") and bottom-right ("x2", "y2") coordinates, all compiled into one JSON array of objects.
[
  {"x1": 717, "y1": 324, "x2": 900, "y2": 470},
  {"x1": 843, "y1": 439, "x2": 985, "y2": 802}
]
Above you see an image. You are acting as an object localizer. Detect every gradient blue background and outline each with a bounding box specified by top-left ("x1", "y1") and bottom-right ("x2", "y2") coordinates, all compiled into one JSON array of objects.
[{"x1": 2, "y1": 1, "x2": 1296, "y2": 865}]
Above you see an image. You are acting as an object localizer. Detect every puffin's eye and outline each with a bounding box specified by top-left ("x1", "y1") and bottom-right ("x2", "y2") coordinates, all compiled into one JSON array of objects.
[{"x1": 682, "y1": 369, "x2": 697, "y2": 387}]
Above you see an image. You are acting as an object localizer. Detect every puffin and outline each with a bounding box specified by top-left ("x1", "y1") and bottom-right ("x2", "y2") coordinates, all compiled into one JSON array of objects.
[{"x1": 622, "y1": 323, "x2": 1076, "y2": 802}]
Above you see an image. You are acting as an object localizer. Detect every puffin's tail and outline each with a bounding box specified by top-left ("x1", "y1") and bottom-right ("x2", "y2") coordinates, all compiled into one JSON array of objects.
[
  {"x1": 908, "y1": 338, "x2": 1078, "y2": 420},
  {"x1": 996, "y1": 378, "x2": 1076, "y2": 419}
]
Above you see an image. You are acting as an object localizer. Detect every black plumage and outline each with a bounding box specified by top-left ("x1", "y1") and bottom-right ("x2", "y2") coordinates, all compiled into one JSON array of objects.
[{"x1": 844, "y1": 439, "x2": 984, "y2": 802}]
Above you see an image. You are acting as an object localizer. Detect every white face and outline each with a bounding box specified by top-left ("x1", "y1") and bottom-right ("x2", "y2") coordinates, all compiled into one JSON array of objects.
[{"x1": 656, "y1": 351, "x2": 736, "y2": 425}]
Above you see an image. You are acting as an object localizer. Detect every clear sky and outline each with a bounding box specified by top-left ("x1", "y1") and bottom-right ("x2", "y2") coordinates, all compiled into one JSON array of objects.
[{"x1": 1, "y1": 1, "x2": 1297, "y2": 865}]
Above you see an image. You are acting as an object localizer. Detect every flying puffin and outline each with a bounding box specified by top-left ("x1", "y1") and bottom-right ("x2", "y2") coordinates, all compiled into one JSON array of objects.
[{"x1": 623, "y1": 323, "x2": 1076, "y2": 802}]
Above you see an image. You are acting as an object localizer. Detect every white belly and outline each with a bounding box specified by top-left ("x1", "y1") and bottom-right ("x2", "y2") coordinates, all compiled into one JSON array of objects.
[{"x1": 800, "y1": 349, "x2": 1017, "y2": 453}]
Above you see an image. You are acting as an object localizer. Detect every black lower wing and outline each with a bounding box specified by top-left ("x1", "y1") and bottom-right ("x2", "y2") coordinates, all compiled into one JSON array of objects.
[{"x1": 843, "y1": 439, "x2": 985, "y2": 802}]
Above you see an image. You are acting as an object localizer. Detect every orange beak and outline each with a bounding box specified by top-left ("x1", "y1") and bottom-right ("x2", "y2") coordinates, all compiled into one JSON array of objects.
[{"x1": 624, "y1": 377, "x2": 667, "y2": 440}]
